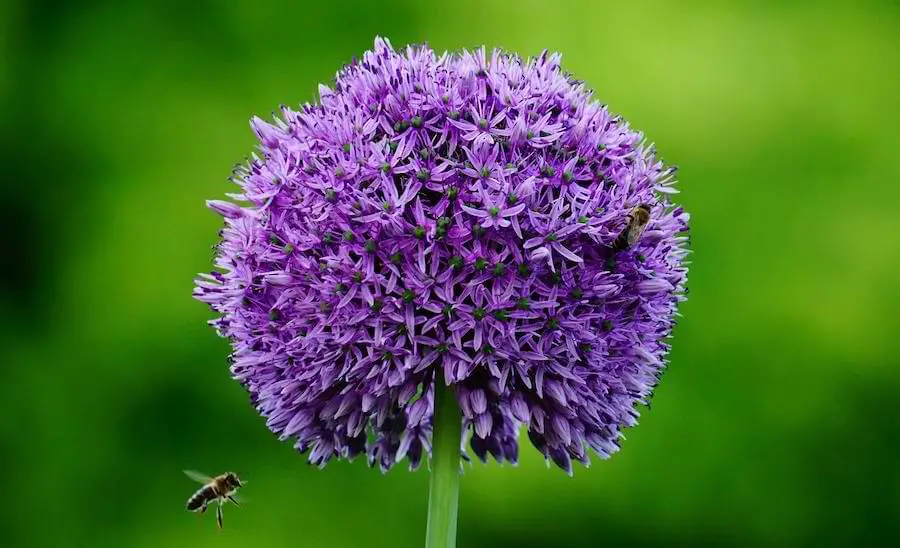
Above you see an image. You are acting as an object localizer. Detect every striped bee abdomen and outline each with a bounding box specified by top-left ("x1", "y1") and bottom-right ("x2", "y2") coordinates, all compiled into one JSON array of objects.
[
  {"x1": 186, "y1": 485, "x2": 216, "y2": 511},
  {"x1": 610, "y1": 231, "x2": 630, "y2": 252}
]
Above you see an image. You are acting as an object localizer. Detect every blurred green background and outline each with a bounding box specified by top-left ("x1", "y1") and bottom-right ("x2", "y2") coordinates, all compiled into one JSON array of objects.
[{"x1": 2, "y1": 1, "x2": 898, "y2": 546}]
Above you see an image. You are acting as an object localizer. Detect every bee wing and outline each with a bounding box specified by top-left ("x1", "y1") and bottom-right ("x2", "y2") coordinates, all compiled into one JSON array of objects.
[
  {"x1": 184, "y1": 470, "x2": 214, "y2": 484},
  {"x1": 627, "y1": 212, "x2": 652, "y2": 246},
  {"x1": 626, "y1": 224, "x2": 646, "y2": 246}
]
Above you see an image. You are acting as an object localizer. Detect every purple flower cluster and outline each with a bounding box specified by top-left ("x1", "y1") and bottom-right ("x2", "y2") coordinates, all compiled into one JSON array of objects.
[{"x1": 194, "y1": 37, "x2": 689, "y2": 474}]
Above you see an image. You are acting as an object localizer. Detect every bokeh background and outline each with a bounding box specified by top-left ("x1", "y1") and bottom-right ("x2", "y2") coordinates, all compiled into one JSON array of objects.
[{"x1": 2, "y1": 1, "x2": 899, "y2": 547}]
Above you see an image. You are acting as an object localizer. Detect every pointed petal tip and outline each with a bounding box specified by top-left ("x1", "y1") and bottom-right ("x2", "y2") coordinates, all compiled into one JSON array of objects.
[{"x1": 206, "y1": 200, "x2": 243, "y2": 219}]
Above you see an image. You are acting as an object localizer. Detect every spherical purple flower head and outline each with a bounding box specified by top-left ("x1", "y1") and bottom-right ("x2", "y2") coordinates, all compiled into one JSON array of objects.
[{"x1": 194, "y1": 37, "x2": 689, "y2": 475}]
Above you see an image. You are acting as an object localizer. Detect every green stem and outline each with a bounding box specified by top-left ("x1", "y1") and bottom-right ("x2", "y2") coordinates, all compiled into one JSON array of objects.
[{"x1": 425, "y1": 378, "x2": 461, "y2": 548}]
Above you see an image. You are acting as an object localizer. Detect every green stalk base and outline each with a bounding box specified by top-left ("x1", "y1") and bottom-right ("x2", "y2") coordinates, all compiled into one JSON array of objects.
[{"x1": 424, "y1": 378, "x2": 461, "y2": 548}]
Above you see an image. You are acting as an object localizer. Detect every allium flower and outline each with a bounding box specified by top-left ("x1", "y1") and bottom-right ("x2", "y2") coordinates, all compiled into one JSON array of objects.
[{"x1": 194, "y1": 37, "x2": 690, "y2": 476}]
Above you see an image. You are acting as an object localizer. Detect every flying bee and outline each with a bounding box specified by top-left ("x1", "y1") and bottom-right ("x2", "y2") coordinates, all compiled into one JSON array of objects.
[
  {"x1": 611, "y1": 204, "x2": 652, "y2": 252},
  {"x1": 184, "y1": 470, "x2": 245, "y2": 530}
]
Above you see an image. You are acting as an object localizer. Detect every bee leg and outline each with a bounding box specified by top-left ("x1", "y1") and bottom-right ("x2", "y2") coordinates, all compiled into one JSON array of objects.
[
  {"x1": 216, "y1": 501, "x2": 224, "y2": 531},
  {"x1": 226, "y1": 495, "x2": 240, "y2": 507}
]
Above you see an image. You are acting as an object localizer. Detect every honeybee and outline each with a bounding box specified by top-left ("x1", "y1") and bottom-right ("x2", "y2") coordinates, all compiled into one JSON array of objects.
[
  {"x1": 611, "y1": 204, "x2": 652, "y2": 252},
  {"x1": 184, "y1": 470, "x2": 245, "y2": 530}
]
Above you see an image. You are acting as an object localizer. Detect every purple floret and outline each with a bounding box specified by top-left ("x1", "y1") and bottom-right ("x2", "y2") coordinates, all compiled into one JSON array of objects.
[{"x1": 194, "y1": 37, "x2": 690, "y2": 474}]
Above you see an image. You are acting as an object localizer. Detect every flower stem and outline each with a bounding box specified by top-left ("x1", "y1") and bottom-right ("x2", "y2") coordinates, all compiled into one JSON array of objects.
[{"x1": 425, "y1": 378, "x2": 461, "y2": 548}]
